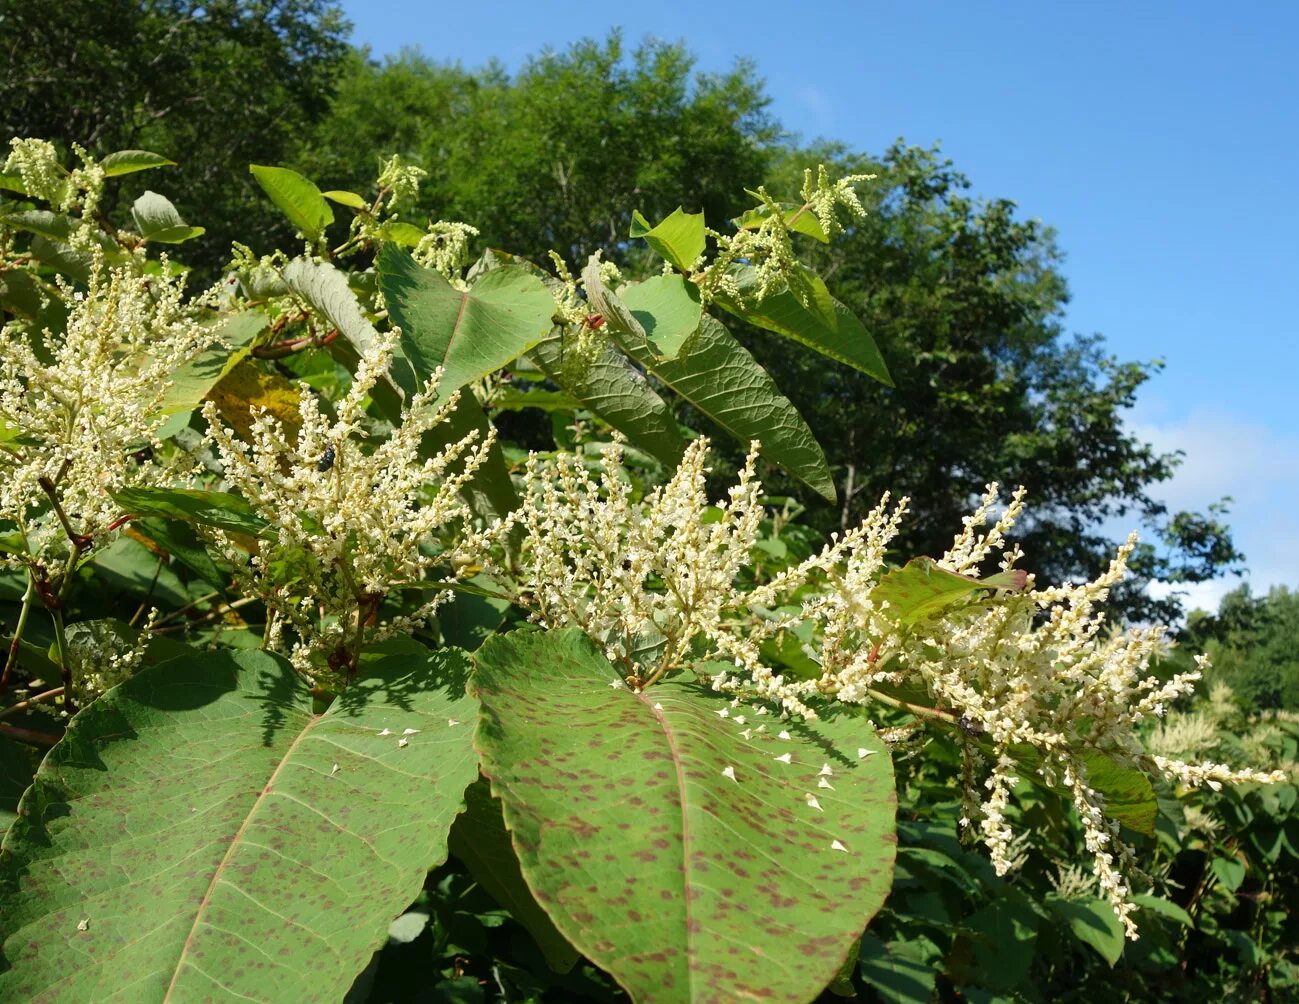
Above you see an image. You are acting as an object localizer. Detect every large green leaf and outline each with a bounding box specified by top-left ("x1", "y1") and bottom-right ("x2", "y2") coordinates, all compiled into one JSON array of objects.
[
  {"x1": 111, "y1": 486, "x2": 270, "y2": 538},
  {"x1": 620, "y1": 274, "x2": 702, "y2": 360},
  {"x1": 0, "y1": 642, "x2": 479, "y2": 1002},
  {"x1": 718, "y1": 264, "x2": 892, "y2": 386},
  {"x1": 448, "y1": 779, "x2": 580, "y2": 974},
  {"x1": 629, "y1": 208, "x2": 706, "y2": 272},
  {"x1": 130, "y1": 191, "x2": 204, "y2": 244},
  {"x1": 1048, "y1": 895, "x2": 1125, "y2": 966},
  {"x1": 99, "y1": 150, "x2": 175, "y2": 177},
  {"x1": 378, "y1": 246, "x2": 553, "y2": 401},
  {"x1": 857, "y1": 934, "x2": 939, "y2": 1004},
  {"x1": 615, "y1": 313, "x2": 836, "y2": 501},
  {"x1": 249, "y1": 164, "x2": 333, "y2": 244},
  {"x1": 870, "y1": 557, "x2": 1028, "y2": 626},
  {"x1": 472, "y1": 628, "x2": 897, "y2": 1004},
  {"x1": 530, "y1": 331, "x2": 683, "y2": 468},
  {"x1": 154, "y1": 310, "x2": 267, "y2": 416}
]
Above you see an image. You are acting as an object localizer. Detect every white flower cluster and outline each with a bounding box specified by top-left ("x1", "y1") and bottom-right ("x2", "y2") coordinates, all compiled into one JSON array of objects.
[
  {"x1": 0, "y1": 251, "x2": 219, "y2": 588},
  {"x1": 503, "y1": 437, "x2": 762, "y2": 687},
  {"x1": 413, "y1": 222, "x2": 480, "y2": 281},
  {"x1": 203, "y1": 329, "x2": 493, "y2": 680},
  {"x1": 4, "y1": 138, "x2": 105, "y2": 216},
  {"x1": 698, "y1": 166, "x2": 873, "y2": 305},
  {"x1": 501, "y1": 442, "x2": 1288, "y2": 936}
]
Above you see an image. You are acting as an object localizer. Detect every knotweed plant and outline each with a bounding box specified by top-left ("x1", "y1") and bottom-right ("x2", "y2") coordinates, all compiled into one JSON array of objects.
[
  {"x1": 203, "y1": 329, "x2": 494, "y2": 683},
  {"x1": 498, "y1": 439, "x2": 1286, "y2": 935},
  {"x1": 0, "y1": 250, "x2": 220, "y2": 595}
]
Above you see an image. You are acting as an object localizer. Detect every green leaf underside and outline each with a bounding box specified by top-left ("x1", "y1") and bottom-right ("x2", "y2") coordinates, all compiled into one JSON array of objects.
[
  {"x1": 378, "y1": 246, "x2": 553, "y2": 401},
  {"x1": 614, "y1": 313, "x2": 835, "y2": 501},
  {"x1": 131, "y1": 191, "x2": 204, "y2": 244},
  {"x1": 719, "y1": 265, "x2": 892, "y2": 386},
  {"x1": 630, "y1": 207, "x2": 706, "y2": 272},
  {"x1": 620, "y1": 274, "x2": 703, "y2": 360},
  {"x1": 99, "y1": 150, "x2": 175, "y2": 177},
  {"x1": 448, "y1": 780, "x2": 581, "y2": 974},
  {"x1": 111, "y1": 486, "x2": 269, "y2": 538},
  {"x1": 857, "y1": 934, "x2": 939, "y2": 1003},
  {"x1": 471, "y1": 628, "x2": 897, "y2": 1004},
  {"x1": 870, "y1": 557, "x2": 1027, "y2": 626},
  {"x1": 1003, "y1": 745, "x2": 1157, "y2": 838},
  {"x1": 530, "y1": 330, "x2": 684, "y2": 468},
  {"x1": 249, "y1": 164, "x2": 333, "y2": 243},
  {"x1": 0, "y1": 642, "x2": 479, "y2": 1003}
]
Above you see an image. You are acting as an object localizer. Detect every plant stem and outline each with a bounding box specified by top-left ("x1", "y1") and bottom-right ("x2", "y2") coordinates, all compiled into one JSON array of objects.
[
  {"x1": 863, "y1": 686, "x2": 958, "y2": 725},
  {"x1": 0, "y1": 721, "x2": 59, "y2": 747},
  {"x1": 0, "y1": 572, "x2": 36, "y2": 694},
  {"x1": 50, "y1": 606, "x2": 75, "y2": 715},
  {"x1": 0, "y1": 686, "x2": 63, "y2": 720}
]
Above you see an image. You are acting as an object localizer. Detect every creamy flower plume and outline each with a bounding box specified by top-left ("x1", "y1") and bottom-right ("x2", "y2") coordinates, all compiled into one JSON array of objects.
[
  {"x1": 0, "y1": 250, "x2": 220, "y2": 586},
  {"x1": 203, "y1": 328, "x2": 493, "y2": 680}
]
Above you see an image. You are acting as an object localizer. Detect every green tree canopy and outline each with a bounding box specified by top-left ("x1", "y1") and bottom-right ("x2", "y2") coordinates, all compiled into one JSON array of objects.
[
  {"x1": 296, "y1": 33, "x2": 778, "y2": 264},
  {"x1": 0, "y1": 0, "x2": 351, "y2": 271},
  {"x1": 1188, "y1": 585, "x2": 1299, "y2": 711}
]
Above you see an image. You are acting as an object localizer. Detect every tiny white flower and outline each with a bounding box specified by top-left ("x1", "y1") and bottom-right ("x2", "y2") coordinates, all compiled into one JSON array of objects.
[
  {"x1": 377, "y1": 728, "x2": 393, "y2": 737},
  {"x1": 330, "y1": 763, "x2": 340, "y2": 776},
  {"x1": 609, "y1": 679, "x2": 623, "y2": 689},
  {"x1": 857, "y1": 748, "x2": 876, "y2": 759},
  {"x1": 806, "y1": 794, "x2": 823, "y2": 811},
  {"x1": 397, "y1": 737, "x2": 409, "y2": 748},
  {"x1": 740, "y1": 728, "x2": 753, "y2": 740},
  {"x1": 653, "y1": 702, "x2": 664, "y2": 711},
  {"x1": 819, "y1": 764, "x2": 834, "y2": 776},
  {"x1": 722, "y1": 765, "x2": 737, "y2": 782},
  {"x1": 734, "y1": 715, "x2": 746, "y2": 725},
  {"x1": 818, "y1": 777, "x2": 834, "y2": 790},
  {"x1": 76, "y1": 918, "x2": 90, "y2": 932},
  {"x1": 830, "y1": 840, "x2": 848, "y2": 852},
  {"x1": 774, "y1": 752, "x2": 793, "y2": 764},
  {"x1": 778, "y1": 730, "x2": 792, "y2": 740},
  {"x1": 402, "y1": 728, "x2": 420, "y2": 736},
  {"x1": 447, "y1": 719, "x2": 461, "y2": 727},
  {"x1": 715, "y1": 707, "x2": 729, "y2": 718}
]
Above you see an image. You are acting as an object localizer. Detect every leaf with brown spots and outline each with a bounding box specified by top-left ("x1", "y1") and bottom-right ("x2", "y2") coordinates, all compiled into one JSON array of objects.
[
  {"x1": 472, "y1": 628, "x2": 897, "y2": 1004},
  {"x1": 0, "y1": 639, "x2": 479, "y2": 1003}
]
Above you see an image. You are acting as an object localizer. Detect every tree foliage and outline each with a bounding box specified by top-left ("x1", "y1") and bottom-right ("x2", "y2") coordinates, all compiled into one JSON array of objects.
[
  {"x1": 0, "y1": 0, "x2": 351, "y2": 270},
  {"x1": 1189, "y1": 585, "x2": 1299, "y2": 711}
]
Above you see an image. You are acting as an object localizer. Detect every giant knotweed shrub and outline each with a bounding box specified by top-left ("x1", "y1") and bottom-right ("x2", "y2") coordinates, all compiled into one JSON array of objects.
[{"x1": 0, "y1": 139, "x2": 1285, "y2": 1003}]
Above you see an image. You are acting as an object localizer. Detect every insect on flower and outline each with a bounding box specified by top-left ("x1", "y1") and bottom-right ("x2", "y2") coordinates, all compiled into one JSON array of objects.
[{"x1": 317, "y1": 446, "x2": 336, "y2": 472}]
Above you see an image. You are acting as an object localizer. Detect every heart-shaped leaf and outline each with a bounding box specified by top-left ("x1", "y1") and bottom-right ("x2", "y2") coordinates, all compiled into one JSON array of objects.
[
  {"x1": 0, "y1": 641, "x2": 479, "y2": 1002},
  {"x1": 472, "y1": 628, "x2": 897, "y2": 1003},
  {"x1": 630, "y1": 207, "x2": 706, "y2": 272},
  {"x1": 379, "y1": 246, "x2": 553, "y2": 401}
]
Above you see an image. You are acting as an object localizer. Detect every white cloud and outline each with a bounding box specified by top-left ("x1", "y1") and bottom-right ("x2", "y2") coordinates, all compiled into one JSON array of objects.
[{"x1": 1126, "y1": 407, "x2": 1299, "y2": 613}]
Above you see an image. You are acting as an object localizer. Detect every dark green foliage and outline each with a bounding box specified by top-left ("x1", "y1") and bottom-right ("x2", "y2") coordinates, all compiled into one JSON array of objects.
[
  {"x1": 296, "y1": 33, "x2": 776, "y2": 266},
  {"x1": 1189, "y1": 585, "x2": 1299, "y2": 711},
  {"x1": 0, "y1": 0, "x2": 351, "y2": 273}
]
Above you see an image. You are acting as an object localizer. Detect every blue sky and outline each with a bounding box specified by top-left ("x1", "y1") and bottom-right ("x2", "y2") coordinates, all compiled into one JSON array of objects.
[{"x1": 338, "y1": 1, "x2": 1298, "y2": 611}]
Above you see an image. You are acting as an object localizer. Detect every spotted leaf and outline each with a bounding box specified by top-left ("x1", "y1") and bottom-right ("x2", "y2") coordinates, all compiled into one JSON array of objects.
[{"x1": 472, "y1": 628, "x2": 897, "y2": 1004}]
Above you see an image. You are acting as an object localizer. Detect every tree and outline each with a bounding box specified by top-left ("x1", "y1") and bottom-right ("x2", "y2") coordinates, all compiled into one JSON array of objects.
[
  {"x1": 296, "y1": 33, "x2": 778, "y2": 265},
  {"x1": 1188, "y1": 584, "x2": 1299, "y2": 711},
  {"x1": 0, "y1": 0, "x2": 351, "y2": 272}
]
